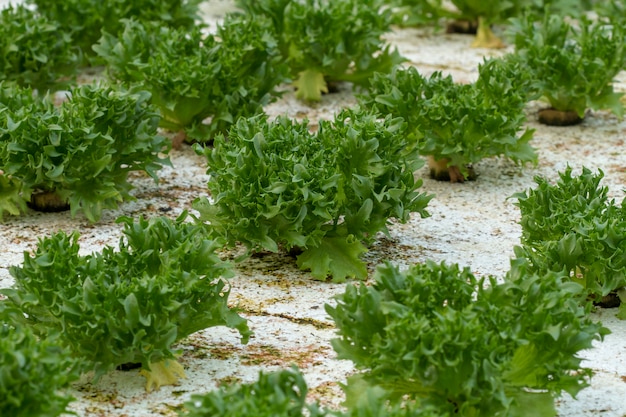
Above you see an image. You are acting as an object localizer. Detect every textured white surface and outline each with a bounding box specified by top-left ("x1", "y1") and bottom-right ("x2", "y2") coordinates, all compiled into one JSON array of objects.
[{"x1": 1, "y1": 1, "x2": 626, "y2": 415}]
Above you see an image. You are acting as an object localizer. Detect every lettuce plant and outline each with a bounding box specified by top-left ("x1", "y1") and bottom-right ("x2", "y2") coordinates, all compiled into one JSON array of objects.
[
  {"x1": 193, "y1": 108, "x2": 432, "y2": 282},
  {"x1": 0, "y1": 5, "x2": 80, "y2": 92},
  {"x1": 510, "y1": 14, "x2": 626, "y2": 124},
  {"x1": 444, "y1": 0, "x2": 591, "y2": 47},
  {"x1": 92, "y1": 19, "x2": 160, "y2": 85},
  {"x1": 0, "y1": 306, "x2": 79, "y2": 417},
  {"x1": 528, "y1": 0, "x2": 594, "y2": 16},
  {"x1": 405, "y1": 0, "x2": 537, "y2": 48},
  {"x1": 0, "y1": 82, "x2": 169, "y2": 222},
  {"x1": 513, "y1": 166, "x2": 626, "y2": 315},
  {"x1": 181, "y1": 367, "x2": 323, "y2": 417},
  {"x1": 326, "y1": 260, "x2": 608, "y2": 417},
  {"x1": 446, "y1": 0, "x2": 520, "y2": 47},
  {"x1": 360, "y1": 58, "x2": 536, "y2": 182},
  {"x1": 336, "y1": 382, "x2": 444, "y2": 417},
  {"x1": 596, "y1": 0, "x2": 626, "y2": 26},
  {"x1": 237, "y1": 0, "x2": 404, "y2": 101},
  {"x1": 386, "y1": 0, "x2": 592, "y2": 35},
  {"x1": 181, "y1": 366, "x2": 440, "y2": 417},
  {"x1": 94, "y1": 15, "x2": 288, "y2": 142},
  {"x1": 27, "y1": 0, "x2": 202, "y2": 63},
  {"x1": 386, "y1": 0, "x2": 445, "y2": 28},
  {"x1": 2, "y1": 214, "x2": 251, "y2": 391}
]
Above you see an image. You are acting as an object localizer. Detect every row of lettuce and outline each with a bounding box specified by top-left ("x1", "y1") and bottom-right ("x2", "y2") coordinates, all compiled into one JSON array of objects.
[
  {"x1": 2, "y1": 0, "x2": 626, "y2": 220},
  {"x1": 1, "y1": 186, "x2": 623, "y2": 415},
  {"x1": 2, "y1": 0, "x2": 626, "y2": 115},
  {"x1": 2, "y1": 0, "x2": 626, "y2": 416}
]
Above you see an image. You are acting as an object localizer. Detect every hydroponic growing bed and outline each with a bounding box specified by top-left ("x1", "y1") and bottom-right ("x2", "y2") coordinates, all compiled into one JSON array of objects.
[{"x1": 1, "y1": 0, "x2": 626, "y2": 416}]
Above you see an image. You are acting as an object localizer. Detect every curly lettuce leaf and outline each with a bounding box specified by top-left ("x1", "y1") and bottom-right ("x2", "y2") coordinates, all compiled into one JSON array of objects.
[{"x1": 296, "y1": 235, "x2": 368, "y2": 282}]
